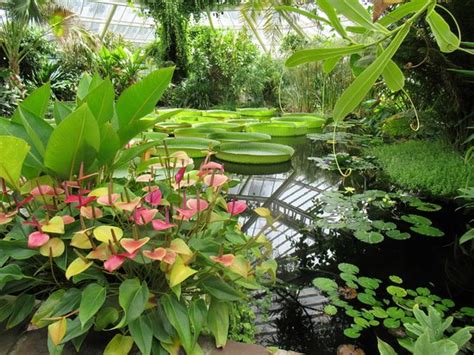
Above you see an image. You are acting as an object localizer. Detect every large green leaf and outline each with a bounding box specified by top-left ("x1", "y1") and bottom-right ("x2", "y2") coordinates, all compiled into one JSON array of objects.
[
  {"x1": 0, "y1": 264, "x2": 26, "y2": 289},
  {"x1": 117, "y1": 278, "x2": 149, "y2": 327},
  {"x1": 377, "y1": 337, "x2": 398, "y2": 355},
  {"x1": 129, "y1": 316, "x2": 153, "y2": 355},
  {"x1": 112, "y1": 141, "x2": 157, "y2": 169},
  {"x1": 189, "y1": 299, "x2": 207, "y2": 343},
  {"x1": 103, "y1": 334, "x2": 134, "y2": 355},
  {"x1": 208, "y1": 298, "x2": 230, "y2": 348},
  {"x1": 44, "y1": 104, "x2": 100, "y2": 179},
  {"x1": 79, "y1": 283, "x2": 106, "y2": 327},
  {"x1": 316, "y1": 0, "x2": 348, "y2": 39},
  {"x1": 200, "y1": 277, "x2": 243, "y2": 301},
  {"x1": 0, "y1": 136, "x2": 30, "y2": 189},
  {"x1": 326, "y1": 0, "x2": 378, "y2": 31},
  {"x1": 426, "y1": 9, "x2": 460, "y2": 53},
  {"x1": 31, "y1": 290, "x2": 66, "y2": 328},
  {"x1": 161, "y1": 294, "x2": 193, "y2": 354},
  {"x1": 12, "y1": 83, "x2": 51, "y2": 123},
  {"x1": 0, "y1": 119, "x2": 43, "y2": 173},
  {"x1": 333, "y1": 24, "x2": 410, "y2": 122},
  {"x1": 53, "y1": 101, "x2": 74, "y2": 125},
  {"x1": 116, "y1": 67, "x2": 174, "y2": 142},
  {"x1": 98, "y1": 122, "x2": 121, "y2": 165},
  {"x1": 378, "y1": 0, "x2": 429, "y2": 27},
  {"x1": 7, "y1": 294, "x2": 35, "y2": 329},
  {"x1": 383, "y1": 60, "x2": 405, "y2": 92},
  {"x1": 17, "y1": 107, "x2": 53, "y2": 156},
  {"x1": 84, "y1": 78, "x2": 115, "y2": 126},
  {"x1": 286, "y1": 45, "x2": 365, "y2": 67}
]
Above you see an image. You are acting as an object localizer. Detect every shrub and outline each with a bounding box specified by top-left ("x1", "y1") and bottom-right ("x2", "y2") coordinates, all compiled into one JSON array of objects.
[{"x1": 369, "y1": 140, "x2": 473, "y2": 197}]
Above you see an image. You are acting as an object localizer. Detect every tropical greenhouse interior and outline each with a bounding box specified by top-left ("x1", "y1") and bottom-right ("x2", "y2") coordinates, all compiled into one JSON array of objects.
[{"x1": 0, "y1": 0, "x2": 473, "y2": 354}]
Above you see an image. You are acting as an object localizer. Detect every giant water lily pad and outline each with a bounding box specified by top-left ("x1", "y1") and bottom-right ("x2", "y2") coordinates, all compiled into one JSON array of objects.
[
  {"x1": 272, "y1": 115, "x2": 326, "y2": 129},
  {"x1": 194, "y1": 122, "x2": 243, "y2": 132},
  {"x1": 208, "y1": 132, "x2": 271, "y2": 143},
  {"x1": 246, "y1": 122, "x2": 308, "y2": 137},
  {"x1": 154, "y1": 137, "x2": 220, "y2": 158},
  {"x1": 174, "y1": 127, "x2": 226, "y2": 138},
  {"x1": 204, "y1": 110, "x2": 241, "y2": 119},
  {"x1": 236, "y1": 107, "x2": 276, "y2": 117},
  {"x1": 215, "y1": 142, "x2": 294, "y2": 164}
]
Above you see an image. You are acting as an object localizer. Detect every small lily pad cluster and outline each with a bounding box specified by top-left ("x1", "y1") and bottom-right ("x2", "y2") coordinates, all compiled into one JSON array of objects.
[
  {"x1": 310, "y1": 153, "x2": 377, "y2": 172},
  {"x1": 312, "y1": 263, "x2": 473, "y2": 340},
  {"x1": 313, "y1": 190, "x2": 444, "y2": 244}
]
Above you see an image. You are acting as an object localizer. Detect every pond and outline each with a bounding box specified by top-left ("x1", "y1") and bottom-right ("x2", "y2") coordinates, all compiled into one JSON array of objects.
[{"x1": 224, "y1": 135, "x2": 473, "y2": 355}]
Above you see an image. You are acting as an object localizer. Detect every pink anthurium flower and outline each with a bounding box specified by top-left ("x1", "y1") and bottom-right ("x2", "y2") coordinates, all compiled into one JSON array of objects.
[
  {"x1": 86, "y1": 244, "x2": 110, "y2": 261},
  {"x1": 143, "y1": 247, "x2": 167, "y2": 261},
  {"x1": 163, "y1": 250, "x2": 177, "y2": 265},
  {"x1": 210, "y1": 254, "x2": 235, "y2": 267},
  {"x1": 144, "y1": 189, "x2": 162, "y2": 206},
  {"x1": 104, "y1": 255, "x2": 126, "y2": 272},
  {"x1": 115, "y1": 198, "x2": 141, "y2": 212},
  {"x1": 203, "y1": 174, "x2": 228, "y2": 188},
  {"x1": 119, "y1": 250, "x2": 138, "y2": 260},
  {"x1": 15, "y1": 196, "x2": 33, "y2": 209},
  {"x1": 0, "y1": 211, "x2": 17, "y2": 225},
  {"x1": 120, "y1": 237, "x2": 150, "y2": 254},
  {"x1": 227, "y1": 200, "x2": 248, "y2": 216},
  {"x1": 198, "y1": 162, "x2": 224, "y2": 176},
  {"x1": 174, "y1": 208, "x2": 197, "y2": 220},
  {"x1": 186, "y1": 198, "x2": 209, "y2": 212},
  {"x1": 28, "y1": 231, "x2": 50, "y2": 248},
  {"x1": 175, "y1": 166, "x2": 186, "y2": 185},
  {"x1": 133, "y1": 208, "x2": 157, "y2": 225},
  {"x1": 65, "y1": 195, "x2": 96, "y2": 207},
  {"x1": 61, "y1": 215, "x2": 75, "y2": 225},
  {"x1": 30, "y1": 185, "x2": 64, "y2": 197},
  {"x1": 152, "y1": 219, "x2": 176, "y2": 231},
  {"x1": 97, "y1": 193, "x2": 120, "y2": 206},
  {"x1": 80, "y1": 206, "x2": 103, "y2": 220}
]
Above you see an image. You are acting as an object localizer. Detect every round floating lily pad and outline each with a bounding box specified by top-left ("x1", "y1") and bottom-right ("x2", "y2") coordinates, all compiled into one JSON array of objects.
[
  {"x1": 204, "y1": 110, "x2": 241, "y2": 119},
  {"x1": 354, "y1": 230, "x2": 384, "y2": 244},
  {"x1": 313, "y1": 277, "x2": 338, "y2": 292},
  {"x1": 357, "y1": 277, "x2": 380, "y2": 290},
  {"x1": 387, "y1": 286, "x2": 407, "y2": 297},
  {"x1": 401, "y1": 214, "x2": 432, "y2": 226},
  {"x1": 357, "y1": 293, "x2": 377, "y2": 305},
  {"x1": 173, "y1": 109, "x2": 203, "y2": 117},
  {"x1": 343, "y1": 327, "x2": 361, "y2": 339},
  {"x1": 324, "y1": 305, "x2": 338, "y2": 316},
  {"x1": 236, "y1": 107, "x2": 277, "y2": 117},
  {"x1": 389, "y1": 275, "x2": 403, "y2": 284},
  {"x1": 246, "y1": 122, "x2": 308, "y2": 137},
  {"x1": 194, "y1": 122, "x2": 243, "y2": 132},
  {"x1": 272, "y1": 116, "x2": 326, "y2": 128},
  {"x1": 386, "y1": 230, "x2": 411, "y2": 240},
  {"x1": 410, "y1": 225, "x2": 444, "y2": 237},
  {"x1": 215, "y1": 142, "x2": 295, "y2": 164},
  {"x1": 208, "y1": 132, "x2": 271, "y2": 143},
  {"x1": 175, "y1": 116, "x2": 221, "y2": 124},
  {"x1": 155, "y1": 122, "x2": 191, "y2": 133},
  {"x1": 383, "y1": 318, "x2": 401, "y2": 329},
  {"x1": 372, "y1": 220, "x2": 397, "y2": 231},
  {"x1": 387, "y1": 307, "x2": 405, "y2": 319},
  {"x1": 154, "y1": 137, "x2": 219, "y2": 158},
  {"x1": 338, "y1": 263, "x2": 360, "y2": 274},
  {"x1": 142, "y1": 132, "x2": 169, "y2": 141},
  {"x1": 174, "y1": 127, "x2": 226, "y2": 138}
]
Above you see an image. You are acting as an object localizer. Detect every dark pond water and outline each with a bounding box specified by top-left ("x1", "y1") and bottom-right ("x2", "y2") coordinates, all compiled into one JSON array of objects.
[{"x1": 224, "y1": 135, "x2": 473, "y2": 355}]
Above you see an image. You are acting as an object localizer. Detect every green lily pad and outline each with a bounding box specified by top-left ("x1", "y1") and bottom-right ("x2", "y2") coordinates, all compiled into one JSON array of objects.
[
  {"x1": 410, "y1": 225, "x2": 444, "y2": 237},
  {"x1": 236, "y1": 107, "x2": 277, "y2": 117},
  {"x1": 371, "y1": 307, "x2": 388, "y2": 318},
  {"x1": 246, "y1": 122, "x2": 308, "y2": 137},
  {"x1": 208, "y1": 132, "x2": 271, "y2": 143},
  {"x1": 460, "y1": 307, "x2": 474, "y2": 317},
  {"x1": 401, "y1": 214, "x2": 432, "y2": 225},
  {"x1": 357, "y1": 293, "x2": 377, "y2": 306},
  {"x1": 354, "y1": 231, "x2": 384, "y2": 244},
  {"x1": 338, "y1": 263, "x2": 360, "y2": 274},
  {"x1": 215, "y1": 142, "x2": 295, "y2": 164},
  {"x1": 387, "y1": 307, "x2": 405, "y2": 319},
  {"x1": 387, "y1": 286, "x2": 407, "y2": 298},
  {"x1": 357, "y1": 277, "x2": 380, "y2": 290},
  {"x1": 372, "y1": 220, "x2": 397, "y2": 231},
  {"x1": 385, "y1": 230, "x2": 411, "y2": 240},
  {"x1": 383, "y1": 318, "x2": 401, "y2": 328},
  {"x1": 389, "y1": 275, "x2": 403, "y2": 284},
  {"x1": 324, "y1": 305, "x2": 338, "y2": 316},
  {"x1": 343, "y1": 327, "x2": 361, "y2": 339},
  {"x1": 312, "y1": 277, "x2": 338, "y2": 292},
  {"x1": 354, "y1": 317, "x2": 370, "y2": 328}
]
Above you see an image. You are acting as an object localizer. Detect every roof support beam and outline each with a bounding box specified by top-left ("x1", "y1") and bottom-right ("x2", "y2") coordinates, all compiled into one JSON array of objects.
[{"x1": 100, "y1": 3, "x2": 117, "y2": 39}]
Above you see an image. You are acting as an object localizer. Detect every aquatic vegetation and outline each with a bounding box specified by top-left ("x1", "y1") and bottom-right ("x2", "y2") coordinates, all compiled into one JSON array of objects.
[
  {"x1": 313, "y1": 263, "x2": 473, "y2": 353},
  {"x1": 369, "y1": 140, "x2": 473, "y2": 197},
  {"x1": 215, "y1": 142, "x2": 295, "y2": 165},
  {"x1": 309, "y1": 152, "x2": 377, "y2": 172},
  {"x1": 313, "y1": 189, "x2": 444, "y2": 244}
]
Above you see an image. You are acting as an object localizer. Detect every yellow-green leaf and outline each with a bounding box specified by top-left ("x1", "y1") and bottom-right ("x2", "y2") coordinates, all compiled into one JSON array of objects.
[
  {"x1": 426, "y1": 9, "x2": 461, "y2": 53},
  {"x1": 254, "y1": 207, "x2": 271, "y2": 217},
  {"x1": 382, "y1": 60, "x2": 405, "y2": 92},
  {"x1": 169, "y1": 239, "x2": 192, "y2": 256},
  {"x1": 40, "y1": 238, "x2": 65, "y2": 257},
  {"x1": 103, "y1": 334, "x2": 133, "y2": 355},
  {"x1": 169, "y1": 257, "x2": 197, "y2": 288},
  {"x1": 65, "y1": 257, "x2": 93, "y2": 280},
  {"x1": 41, "y1": 216, "x2": 65, "y2": 234},
  {"x1": 93, "y1": 226, "x2": 123, "y2": 243},
  {"x1": 48, "y1": 317, "x2": 67, "y2": 346},
  {"x1": 0, "y1": 136, "x2": 30, "y2": 190}
]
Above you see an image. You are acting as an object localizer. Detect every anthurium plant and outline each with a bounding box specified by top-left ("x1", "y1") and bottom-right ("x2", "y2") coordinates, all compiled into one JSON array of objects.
[{"x1": 0, "y1": 71, "x2": 277, "y2": 354}]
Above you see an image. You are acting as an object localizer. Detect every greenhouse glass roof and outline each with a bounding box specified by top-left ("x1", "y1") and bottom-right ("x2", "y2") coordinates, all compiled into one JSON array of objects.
[{"x1": 0, "y1": 0, "x2": 324, "y2": 51}]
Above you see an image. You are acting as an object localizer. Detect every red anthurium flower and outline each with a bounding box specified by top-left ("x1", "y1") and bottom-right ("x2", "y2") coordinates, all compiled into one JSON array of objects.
[
  {"x1": 119, "y1": 251, "x2": 138, "y2": 260},
  {"x1": 175, "y1": 166, "x2": 186, "y2": 185},
  {"x1": 198, "y1": 162, "x2": 224, "y2": 176},
  {"x1": 163, "y1": 250, "x2": 177, "y2": 265},
  {"x1": 61, "y1": 215, "x2": 75, "y2": 225},
  {"x1": 28, "y1": 231, "x2": 50, "y2": 248},
  {"x1": 174, "y1": 208, "x2": 197, "y2": 220},
  {"x1": 186, "y1": 198, "x2": 209, "y2": 212},
  {"x1": 133, "y1": 208, "x2": 157, "y2": 225},
  {"x1": 104, "y1": 255, "x2": 126, "y2": 272},
  {"x1": 30, "y1": 185, "x2": 64, "y2": 197},
  {"x1": 143, "y1": 247, "x2": 167, "y2": 261},
  {"x1": 203, "y1": 174, "x2": 228, "y2": 188},
  {"x1": 210, "y1": 254, "x2": 235, "y2": 267},
  {"x1": 227, "y1": 200, "x2": 248, "y2": 216},
  {"x1": 152, "y1": 219, "x2": 176, "y2": 231},
  {"x1": 64, "y1": 195, "x2": 96, "y2": 207},
  {"x1": 97, "y1": 193, "x2": 120, "y2": 206},
  {"x1": 0, "y1": 211, "x2": 17, "y2": 225},
  {"x1": 120, "y1": 237, "x2": 150, "y2": 254},
  {"x1": 144, "y1": 189, "x2": 162, "y2": 206}
]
